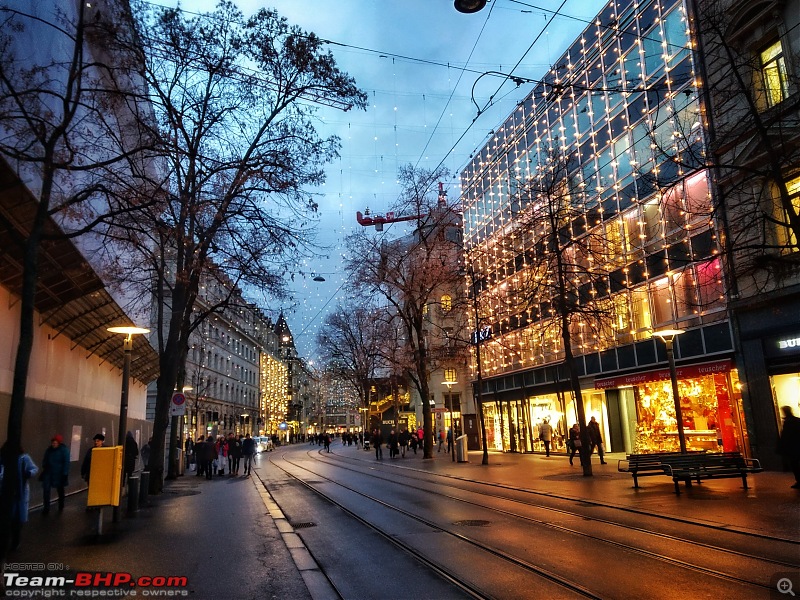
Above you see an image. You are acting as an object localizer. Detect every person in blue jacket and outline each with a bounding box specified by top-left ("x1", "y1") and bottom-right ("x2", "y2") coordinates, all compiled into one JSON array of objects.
[
  {"x1": 0, "y1": 441, "x2": 38, "y2": 550},
  {"x1": 41, "y1": 434, "x2": 70, "y2": 515}
]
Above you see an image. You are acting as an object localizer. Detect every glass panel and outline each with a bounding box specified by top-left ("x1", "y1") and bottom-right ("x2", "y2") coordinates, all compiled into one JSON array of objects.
[
  {"x1": 630, "y1": 286, "x2": 652, "y2": 337},
  {"x1": 650, "y1": 277, "x2": 674, "y2": 325},
  {"x1": 623, "y1": 46, "x2": 643, "y2": 89},
  {"x1": 696, "y1": 258, "x2": 725, "y2": 312},
  {"x1": 642, "y1": 35, "x2": 663, "y2": 79},
  {"x1": 662, "y1": 7, "x2": 687, "y2": 60}
]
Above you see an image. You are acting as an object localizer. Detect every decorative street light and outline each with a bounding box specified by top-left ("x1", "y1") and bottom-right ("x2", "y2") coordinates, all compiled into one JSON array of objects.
[
  {"x1": 651, "y1": 329, "x2": 687, "y2": 454},
  {"x1": 442, "y1": 379, "x2": 458, "y2": 462},
  {"x1": 454, "y1": 0, "x2": 487, "y2": 13},
  {"x1": 107, "y1": 325, "x2": 150, "y2": 521}
]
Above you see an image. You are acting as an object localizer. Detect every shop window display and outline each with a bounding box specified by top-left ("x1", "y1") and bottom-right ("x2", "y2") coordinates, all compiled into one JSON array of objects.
[{"x1": 633, "y1": 371, "x2": 740, "y2": 453}]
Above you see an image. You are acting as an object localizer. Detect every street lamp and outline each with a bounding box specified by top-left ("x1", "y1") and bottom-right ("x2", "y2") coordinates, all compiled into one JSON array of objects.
[
  {"x1": 442, "y1": 379, "x2": 458, "y2": 462},
  {"x1": 107, "y1": 325, "x2": 150, "y2": 521},
  {"x1": 454, "y1": 0, "x2": 487, "y2": 13},
  {"x1": 652, "y1": 329, "x2": 687, "y2": 454}
]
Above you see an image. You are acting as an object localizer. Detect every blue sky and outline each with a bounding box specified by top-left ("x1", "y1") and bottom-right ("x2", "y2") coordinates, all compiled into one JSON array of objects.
[{"x1": 155, "y1": 0, "x2": 606, "y2": 359}]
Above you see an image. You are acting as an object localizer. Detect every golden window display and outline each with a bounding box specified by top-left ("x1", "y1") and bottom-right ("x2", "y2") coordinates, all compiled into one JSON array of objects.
[{"x1": 633, "y1": 373, "x2": 730, "y2": 453}]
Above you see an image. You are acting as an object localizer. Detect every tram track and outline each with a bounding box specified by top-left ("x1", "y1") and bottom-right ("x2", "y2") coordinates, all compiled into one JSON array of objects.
[
  {"x1": 313, "y1": 446, "x2": 800, "y2": 570},
  {"x1": 323, "y1": 445, "x2": 800, "y2": 549},
  {"x1": 267, "y1": 449, "x2": 603, "y2": 600},
  {"x1": 265, "y1": 447, "x2": 786, "y2": 598}
]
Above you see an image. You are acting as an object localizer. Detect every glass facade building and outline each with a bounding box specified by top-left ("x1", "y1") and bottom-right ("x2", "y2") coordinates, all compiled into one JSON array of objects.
[{"x1": 460, "y1": 0, "x2": 750, "y2": 455}]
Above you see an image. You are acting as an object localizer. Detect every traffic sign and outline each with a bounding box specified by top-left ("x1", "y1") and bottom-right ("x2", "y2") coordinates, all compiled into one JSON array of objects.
[{"x1": 170, "y1": 392, "x2": 186, "y2": 416}]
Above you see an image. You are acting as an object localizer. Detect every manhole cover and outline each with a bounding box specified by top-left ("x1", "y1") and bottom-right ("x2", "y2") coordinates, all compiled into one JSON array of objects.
[
  {"x1": 292, "y1": 522, "x2": 316, "y2": 529},
  {"x1": 452, "y1": 519, "x2": 490, "y2": 527}
]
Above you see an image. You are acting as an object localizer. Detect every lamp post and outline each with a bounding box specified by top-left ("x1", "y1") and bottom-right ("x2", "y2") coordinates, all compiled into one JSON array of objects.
[
  {"x1": 463, "y1": 267, "x2": 490, "y2": 466},
  {"x1": 107, "y1": 325, "x2": 150, "y2": 522},
  {"x1": 652, "y1": 329, "x2": 687, "y2": 454},
  {"x1": 442, "y1": 380, "x2": 458, "y2": 462}
]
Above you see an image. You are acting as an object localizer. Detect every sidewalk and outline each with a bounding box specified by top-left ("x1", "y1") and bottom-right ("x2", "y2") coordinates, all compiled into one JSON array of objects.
[{"x1": 6, "y1": 455, "x2": 312, "y2": 599}]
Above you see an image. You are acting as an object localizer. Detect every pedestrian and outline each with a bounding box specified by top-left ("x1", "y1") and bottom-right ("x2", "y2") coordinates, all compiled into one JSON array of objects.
[
  {"x1": 410, "y1": 433, "x2": 418, "y2": 454},
  {"x1": 399, "y1": 429, "x2": 409, "y2": 458},
  {"x1": 388, "y1": 430, "x2": 399, "y2": 459},
  {"x1": 194, "y1": 436, "x2": 207, "y2": 477},
  {"x1": 567, "y1": 424, "x2": 581, "y2": 466},
  {"x1": 372, "y1": 429, "x2": 383, "y2": 460},
  {"x1": 0, "y1": 441, "x2": 38, "y2": 550},
  {"x1": 228, "y1": 433, "x2": 242, "y2": 475},
  {"x1": 446, "y1": 427, "x2": 453, "y2": 454},
  {"x1": 204, "y1": 436, "x2": 217, "y2": 480},
  {"x1": 242, "y1": 433, "x2": 256, "y2": 476},
  {"x1": 40, "y1": 434, "x2": 70, "y2": 515},
  {"x1": 80, "y1": 433, "x2": 105, "y2": 483},
  {"x1": 539, "y1": 418, "x2": 553, "y2": 457},
  {"x1": 587, "y1": 416, "x2": 607, "y2": 464},
  {"x1": 141, "y1": 437, "x2": 152, "y2": 471},
  {"x1": 437, "y1": 429, "x2": 444, "y2": 452},
  {"x1": 778, "y1": 405, "x2": 800, "y2": 489},
  {"x1": 124, "y1": 431, "x2": 139, "y2": 483},
  {"x1": 184, "y1": 436, "x2": 194, "y2": 470},
  {"x1": 215, "y1": 436, "x2": 227, "y2": 476}
]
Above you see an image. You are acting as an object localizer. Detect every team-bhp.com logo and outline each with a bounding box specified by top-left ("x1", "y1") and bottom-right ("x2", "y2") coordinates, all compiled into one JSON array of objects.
[{"x1": 4, "y1": 570, "x2": 189, "y2": 597}]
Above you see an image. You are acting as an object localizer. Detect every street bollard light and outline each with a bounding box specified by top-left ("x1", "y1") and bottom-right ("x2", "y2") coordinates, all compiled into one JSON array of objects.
[
  {"x1": 107, "y1": 326, "x2": 150, "y2": 522},
  {"x1": 652, "y1": 329, "x2": 687, "y2": 454}
]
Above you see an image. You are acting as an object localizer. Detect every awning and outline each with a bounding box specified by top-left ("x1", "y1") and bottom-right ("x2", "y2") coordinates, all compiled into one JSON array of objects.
[{"x1": 0, "y1": 158, "x2": 159, "y2": 384}]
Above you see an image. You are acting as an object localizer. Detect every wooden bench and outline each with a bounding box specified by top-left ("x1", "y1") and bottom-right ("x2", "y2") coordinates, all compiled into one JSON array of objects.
[
  {"x1": 618, "y1": 452, "x2": 698, "y2": 489},
  {"x1": 661, "y1": 452, "x2": 762, "y2": 494},
  {"x1": 618, "y1": 451, "x2": 762, "y2": 494}
]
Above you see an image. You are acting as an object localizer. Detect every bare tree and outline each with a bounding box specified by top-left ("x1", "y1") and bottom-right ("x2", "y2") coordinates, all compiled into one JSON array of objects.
[
  {"x1": 317, "y1": 303, "x2": 388, "y2": 419},
  {"x1": 346, "y1": 165, "x2": 462, "y2": 458},
  {"x1": 102, "y1": 0, "x2": 367, "y2": 491},
  {"x1": 0, "y1": 0, "x2": 158, "y2": 555},
  {"x1": 486, "y1": 149, "x2": 627, "y2": 476}
]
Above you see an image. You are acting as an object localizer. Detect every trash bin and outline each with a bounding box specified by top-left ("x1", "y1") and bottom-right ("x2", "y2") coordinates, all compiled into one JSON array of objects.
[
  {"x1": 127, "y1": 476, "x2": 140, "y2": 514},
  {"x1": 456, "y1": 435, "x2": 469, "y2": 463}
]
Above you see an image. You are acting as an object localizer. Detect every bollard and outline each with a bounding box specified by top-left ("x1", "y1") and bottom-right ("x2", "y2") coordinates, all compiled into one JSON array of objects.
[
  {"x1": 127, "y1": 476, "x2": 140, "y2": 514},
  {"x1": 139, "y1": 471, "x2": 150, "y2": 506}
]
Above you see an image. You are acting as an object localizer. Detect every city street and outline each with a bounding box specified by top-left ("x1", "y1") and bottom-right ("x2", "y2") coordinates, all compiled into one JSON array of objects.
[{"x1": 6, "y1": 442, "x2": 799, "y2": 599}]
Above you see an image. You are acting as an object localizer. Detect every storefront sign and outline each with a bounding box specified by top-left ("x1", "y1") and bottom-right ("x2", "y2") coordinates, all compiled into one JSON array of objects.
[
  {"x1": 594, "y1": 359, "x2": 732, "y2": 389},
  {"x1": 764, "y1": 332, "x2": 800, "y2": 358},
  {"x1": 777, "y1": 336, "x2": 800, "y2": 350}
]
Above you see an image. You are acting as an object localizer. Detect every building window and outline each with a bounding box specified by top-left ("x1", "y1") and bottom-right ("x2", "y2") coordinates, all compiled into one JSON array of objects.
[
  {"x1": 778, "y1": 176, "x2": 800, "y2": 250},
  {"x1": 441, "y1": 294, "x2": 452, "y2": 313},
  {"x1": 443, "y1": 368, "x2": 457, "y2": 383},
  {"x1": 760, "y1": 40, "x2": 788, "y2": 108}
]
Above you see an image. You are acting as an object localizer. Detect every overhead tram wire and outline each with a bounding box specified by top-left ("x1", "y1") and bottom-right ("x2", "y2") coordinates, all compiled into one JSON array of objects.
[
  {"x1": 413, "y1": 0, "x2": 497, "y2": 171},
  {"x1": 426, "y1": 0, "x2": 571, "y2": 179},
  {"x1": 141, "y1": 1, "x2": 689, "y2": 117}
]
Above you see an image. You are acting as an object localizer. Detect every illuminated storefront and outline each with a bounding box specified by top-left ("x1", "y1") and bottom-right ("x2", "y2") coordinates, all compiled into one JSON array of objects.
[{"x1": 595, "y1": 359, "x2": 747, "y2": 454}]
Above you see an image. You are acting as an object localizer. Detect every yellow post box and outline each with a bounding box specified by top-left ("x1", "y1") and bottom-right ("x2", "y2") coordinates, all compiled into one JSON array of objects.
[{"x1": 87, "y1": 446, "x2": 122, "y2": 507}]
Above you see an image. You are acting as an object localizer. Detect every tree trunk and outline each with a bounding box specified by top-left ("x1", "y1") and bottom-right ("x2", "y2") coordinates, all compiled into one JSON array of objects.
[{"x1": 1, "y1": 166, "x2": 54, "y2": 559}]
